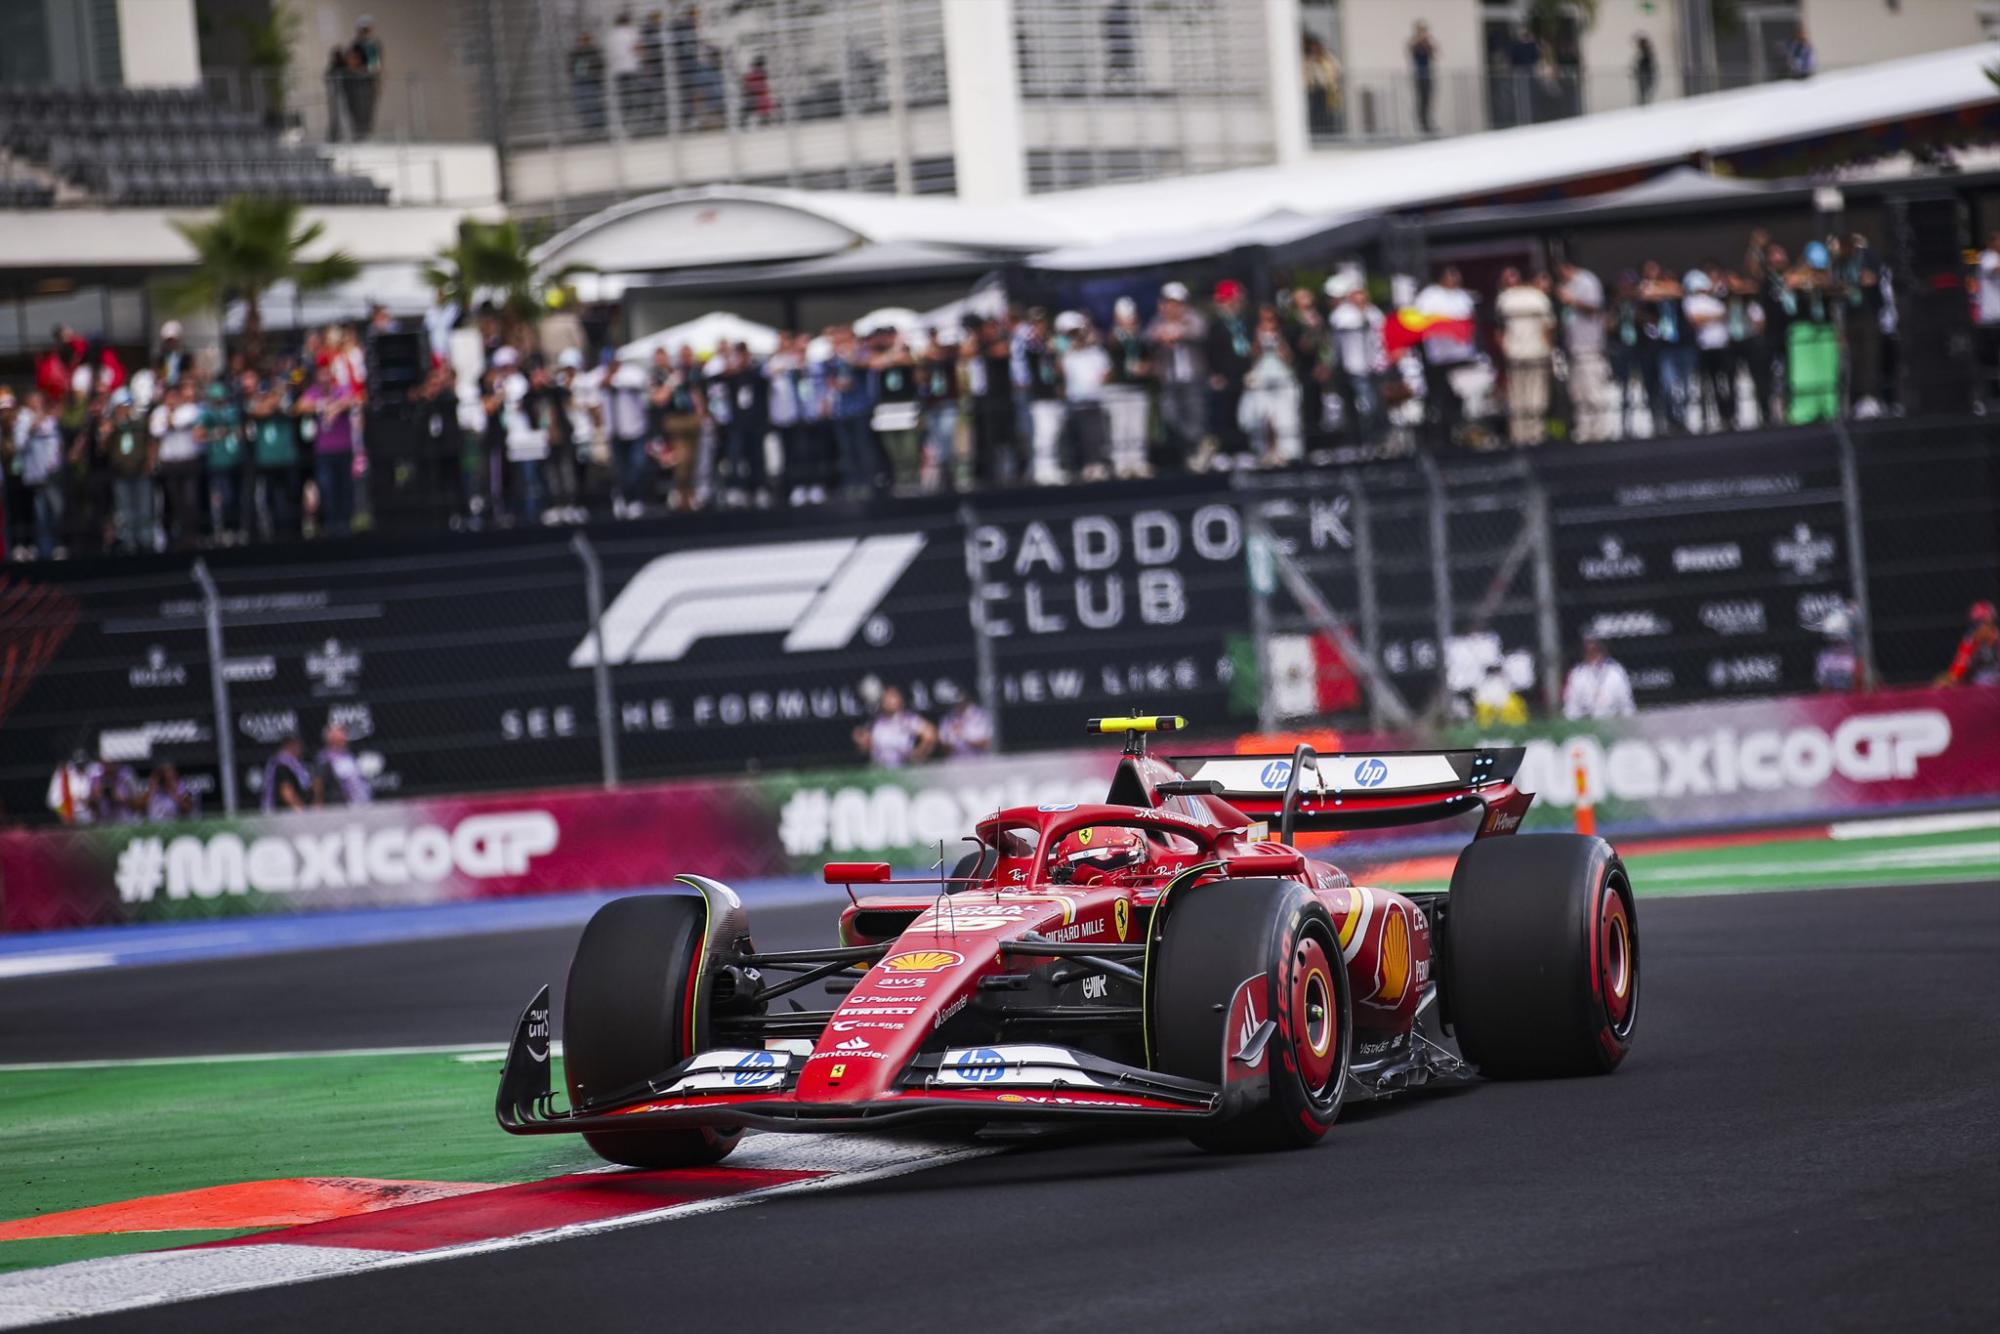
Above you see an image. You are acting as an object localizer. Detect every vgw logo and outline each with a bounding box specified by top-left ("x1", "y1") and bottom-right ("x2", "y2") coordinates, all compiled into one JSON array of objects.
[{"x1": 571, "y1": 535, "x2": 928, "y2": 667}]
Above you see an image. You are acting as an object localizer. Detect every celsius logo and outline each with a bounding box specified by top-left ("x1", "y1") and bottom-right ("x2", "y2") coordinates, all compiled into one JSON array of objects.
[
  {"x1": 1259, "y1": 760, "x2": 1292, "y2": 789},
  {"x1": 1352, "y1": 757, "x2": 1389, "y2": 788},
  {"x1": 573, "y1": 535, "x2": 927, "y2": 667}
]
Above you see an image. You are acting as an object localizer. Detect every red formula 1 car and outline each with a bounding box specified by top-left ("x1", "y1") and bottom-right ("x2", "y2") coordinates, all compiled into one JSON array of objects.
[{"x1": 497, "y1": 716, "x2": 1639, "y2": 1161}]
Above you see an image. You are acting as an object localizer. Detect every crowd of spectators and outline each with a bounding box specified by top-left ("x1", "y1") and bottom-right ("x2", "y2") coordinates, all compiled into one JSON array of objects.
[
  {"x1": 43, "y1": 721, "x2": 370, "y2": 827},
  {"x1": 853, "y1": 686, "x2": 992, "y2": 770},
  {"x1": 0, "y1": 219, "x2": 1981, "y2": 561}
]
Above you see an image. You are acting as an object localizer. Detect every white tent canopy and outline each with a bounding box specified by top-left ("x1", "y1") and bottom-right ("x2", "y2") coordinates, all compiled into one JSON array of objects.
[{"x1": 616, "y1": 310, "x2": 780, "y2": 360}]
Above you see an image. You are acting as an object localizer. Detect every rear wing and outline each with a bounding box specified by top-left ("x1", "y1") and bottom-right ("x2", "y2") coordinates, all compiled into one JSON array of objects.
[{"x1": 1170, "y1": 745, "x2": 1532, "y2": 842}]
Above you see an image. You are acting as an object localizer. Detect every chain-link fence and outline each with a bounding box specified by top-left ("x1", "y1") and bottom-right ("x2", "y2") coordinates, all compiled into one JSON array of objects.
[{"x1": 3, "y1": 418, "x2": 1992, "y2": 829}]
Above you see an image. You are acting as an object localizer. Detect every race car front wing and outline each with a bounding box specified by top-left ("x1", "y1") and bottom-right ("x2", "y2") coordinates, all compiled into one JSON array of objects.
[{"x1": 495, "y1": 986, "x2": 1226, "y2": 1136}]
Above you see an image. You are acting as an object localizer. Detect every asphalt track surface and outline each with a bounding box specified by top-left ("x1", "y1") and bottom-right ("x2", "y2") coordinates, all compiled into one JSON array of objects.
[{"x1": 13, "y1": 881, "x2": 2000, "y2": 1333}]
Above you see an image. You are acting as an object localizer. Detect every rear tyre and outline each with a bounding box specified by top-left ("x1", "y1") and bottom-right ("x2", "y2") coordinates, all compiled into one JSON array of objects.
[
  {"x1": 1149, "y1": 878, "x2": 1351, "y2": 1152},
  {"x1": 1445, "y1": 834, "x2": 1638, "y2": 1078},
  {"x1": 563, "y1": 894, "x2": 740, "y2": 1168}
]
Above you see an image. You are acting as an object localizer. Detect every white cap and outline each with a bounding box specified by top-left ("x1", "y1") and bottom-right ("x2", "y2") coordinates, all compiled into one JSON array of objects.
[
  {"x1": 1683, "y1": 269, "x2": 1710, "y2": 293},
  {"x1": 1113, "y1": 296, "x2": 1138, "y2": 320},
  {"x1": 1054, "y1": 310, "x2": 1088, "y2": 334},
  {"x1": 1324, "y1": 273, "x2": 1360, "y2": 299},
  {"x1": 557, "y1": 347, "x2": 584, "y2": 370},
  {"x1": 1160, "y1": 281, "x2": 1190, "y2": 302},
  {"x1": 491, "y1": 346, "x2": 520, "y2": 368},
  {"x1": 160, "y1": 320, "x2": 182, "y2": 340}
]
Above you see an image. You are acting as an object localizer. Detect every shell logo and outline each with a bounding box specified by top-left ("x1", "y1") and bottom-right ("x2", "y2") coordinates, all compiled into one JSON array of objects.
[
  {"x1": 1376, "y1": 908, "x2": 1411, "y2": 1004},
  {"x1": 881, "y1": 949, "x2": 965, "y2": 973}
]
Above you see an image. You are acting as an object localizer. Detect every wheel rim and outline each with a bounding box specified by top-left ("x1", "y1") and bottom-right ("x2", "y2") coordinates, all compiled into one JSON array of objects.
[
  {"x1": 1600, "y1": 886, "x2": 1636, "y2": 1035},
  {"x1": 1292, "y1": 935, "x2": 1340, "y2": 1095}
]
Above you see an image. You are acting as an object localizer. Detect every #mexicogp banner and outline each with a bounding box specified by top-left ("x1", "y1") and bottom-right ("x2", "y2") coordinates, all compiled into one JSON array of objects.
[
  {"x1": 3, "y1": 688, "x2": 1994, "y2": 932},
  {"x1": 1445, "y1": 685, "x2": 2000, "y2": 830}
]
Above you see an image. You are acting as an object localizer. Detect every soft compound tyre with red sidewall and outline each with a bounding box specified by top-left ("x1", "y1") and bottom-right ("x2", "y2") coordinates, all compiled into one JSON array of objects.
[
  {"x1": 1148, "y1": 877, "x2": 1352, "y2": 1152},
  {"x1": 1444, "y1": 834, "x2": 1638, "y2": 1079},
  {"x1": 563, "y1": 894, "x2": 740, "y2": 1168}
]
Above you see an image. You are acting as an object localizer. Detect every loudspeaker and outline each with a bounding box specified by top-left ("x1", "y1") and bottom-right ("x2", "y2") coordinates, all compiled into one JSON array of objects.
[
  {"x1": 365, "y1": 329, "x2": 428, "y2": 401},
  {"x1": 1890, "y1": 194, "x2": 1975, "y2": 416}
]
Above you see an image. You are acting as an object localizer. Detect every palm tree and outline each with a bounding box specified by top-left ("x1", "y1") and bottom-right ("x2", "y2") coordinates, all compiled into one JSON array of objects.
[
  {"x1": 423, "y1": 218, "x2": 592, "y2": 349},
  {"x1": 161, "y1": 195, "x2": 360, "y2": 365}
]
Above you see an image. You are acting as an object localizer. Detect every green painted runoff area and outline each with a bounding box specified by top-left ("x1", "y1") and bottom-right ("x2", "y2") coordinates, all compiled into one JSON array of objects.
[{"x1": 0, "y1": 1051, "x2": 593, "y2": 1274}]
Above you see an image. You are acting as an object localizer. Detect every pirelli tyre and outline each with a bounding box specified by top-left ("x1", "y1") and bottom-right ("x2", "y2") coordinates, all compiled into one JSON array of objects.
[
  {"x1": 563, "y1": 894, "x2": 741, "y2": 1168},
  {"x1": 1148, "y1": 877, "x2": 1351, "y2": 1152},
  {"x1": 1444, "y1": 834, "x2": 1638, "y2": 1079}
]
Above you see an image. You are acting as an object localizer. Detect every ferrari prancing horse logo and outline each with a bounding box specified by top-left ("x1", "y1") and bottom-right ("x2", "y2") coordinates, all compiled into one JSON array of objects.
[{"x1": 1113, "y1": 897, "x2": 1130, "y2": 942}]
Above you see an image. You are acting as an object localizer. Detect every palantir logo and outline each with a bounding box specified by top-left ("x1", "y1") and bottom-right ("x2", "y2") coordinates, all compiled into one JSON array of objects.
[{"x1": 572, "y1": 535, "x2": 928, "y2": 667}]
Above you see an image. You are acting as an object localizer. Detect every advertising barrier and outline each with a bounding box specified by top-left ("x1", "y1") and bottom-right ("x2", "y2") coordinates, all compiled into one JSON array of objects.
[
  {"x1": 5, "y1": 687, "x2": 1995, "y2": 934},
  {"x1": 1449, "y1": 685, "x2": 2000, "y2": 831}
]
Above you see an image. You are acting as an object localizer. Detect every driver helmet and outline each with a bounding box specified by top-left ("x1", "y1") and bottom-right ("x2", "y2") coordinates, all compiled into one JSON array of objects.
[{"x1": 1052, "y1": 826, "x2": 1148, "y2": 878}]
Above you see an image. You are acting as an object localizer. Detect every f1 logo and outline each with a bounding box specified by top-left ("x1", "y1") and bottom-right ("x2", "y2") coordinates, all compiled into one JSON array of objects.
[{"x1": 571, "y1": 535, "x2": 927, "y2": 666}]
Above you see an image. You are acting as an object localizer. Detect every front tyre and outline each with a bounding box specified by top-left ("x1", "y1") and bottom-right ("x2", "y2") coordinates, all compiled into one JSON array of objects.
[
  {"x1": 1445, "y1": 834, "x2": 1639, "y2": 1078},
  {"x1": 1149, "y1": 878, "x2": 1351, "y2": 1152},
  {"x1": 564, "y1": 894, "x2": 740, "y2": 1168}
]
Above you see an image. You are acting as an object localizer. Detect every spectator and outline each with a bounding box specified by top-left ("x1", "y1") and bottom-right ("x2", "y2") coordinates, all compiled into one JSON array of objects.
[
  {"x1": 918, "y1": 328, "x2": 963, "y2": 491},
  {"x1": 1285, "y1": 285, "x2": 1332, "y2": 447},
  {"x1": 868, "y1": 332, "x2": 922, "y2": 491},
  {"x1": 1682, "y1": 267, "x2": 1732, "y2": 432},
  {"x1": 545, "y1": 350, "x2": 586, "y2": 523},
  {"x1": 1724, "y1": 267, "x2": 1770, "y2": 430},
  {"x1": 640, "y1": 10, "x2": 668, "y2": 131},
  {"x1": 12, "y1": 390, "x2": 68, "y2": 559},
  {"x1": 1327, "y1": 273, "x2": 1385, "y2": 446},
  {"x1": 1239, "y1": 304, "x2": 1302, "y2": 465},
  {"x1": 1782, "y1": 241, "x2": 1841, "y2": 424},
  {"x1": 1408, "y1": 21, "x2": 1437, "y2": 135},
  {"x1": 603, "y1": 352, "x2": 650, "y2": 517},
  {"x1": 1557, "y1": 261, "x2": 1610, "y2": 441},
  {"x1": 1472, "y1": 662, "x2": 1529, "y2": 726},
  {"x1": 300, "y1": 365, "x2": 358, "y2": 536},
  {"x1": 261, "y1": 733, "x2": 313, "y2": 813},
  {"x1": 145, "y1": 764, "x2": 197, "y2": 823},
  {"x1": 1496, "y1": 267, "x2": 1555, "y2": 445},
  {"x1": 45, "y1": 743, "x2": 104, "y2": 825},
  {"x1": 1414, "y1": 266, "x2": 1477, "y2": 449},
  {"x1": 1102, "y1": 297, "x2": 1153, "y2": 478},
  {"x1": 764, "y1": 333, "x2": 810, "y2": 503},
  {"x1": 315, "y1": 723, "x2": 373, "y2": 806},
  {"x1": 609, "y1": 11, "x2": 644, "y2": 129},
  {"x1": 1836, "y1": 233, "x2": 1885, "y2": 416},
  {"x1": 852, "y1": 686, "x2": 936, "y2": 768},
  {"x1": 1784, "y1": 27, "x2": 1814, "y2": 80},
  {"x1": 651, "y1": 345, "x2": 705, "y2": 510},
  {"x1": 500, "y1": 352, "x2": 553, "y2": 524},
  {"x1": 1504, "y1": 24, "x2": 1540, "y2": 127},
  {"x1": 1813, "y1": 601, "x2": 1863, "y2": 693},
  {"x1": 741, "y1": 55, "x2": 775, "y2": 126},
  {"x1": 1145, "y1": 282, "x2": 1208, "y2": 467},
  {"x1": 828, "y1": 327, "x2": 881, "y2": 498},
  {"x1": 347, "y1": 18, "x2": 384, "y2": 139},
  {"x1": 967, "y1": 316, "x2": 1019, "y2": 487},
  {"x1": 570, "y1": 30, "x2": 608, "y2": 132},
  {"x1": 937, "y1": 694, "x2": 994, "y2": 759},
  {"x1": 1632, "y1": 34, "x2": 1657, "y2": 106},
  {"x1": 249, "y1": 366, "x2": 303, "y2": 539},
  {"x1": 154, "y1": 381, "x2": 208, "y2": 549},
  {"x1": 1057, "y1": 311, "x2": 1111, "y2": 480},
  {"x1": 97, "y1": 388, "x2": 155, "y2": 552},
  {"x1": 1302, "y1": 34, "x2": 1342, "y2": 138},
  {"x1": 1976, "y1": 232, "x2": 2000, "y2": 398},
  {"x1": 1204, "y1": 281, "x2": 1253, "y2": 468},
  {"x1": 156, "y1": 321, "x2": 191, "y2": 391},
  {"x1": 1019, "y1": 310, "x2": 1066, "y2": 485},
  {"x1": 413, "y1": 363, "x2": 463, "y2": 524},
  {"x1": 1562, "y1": 635, "x2": 1636, "y2": 719},
  {"x1": 198, "y1": 381, "x2": 245, "y2": 543},
  {"x1": 1939, "y1": 601, "x2": 1999, "y2": 687}
]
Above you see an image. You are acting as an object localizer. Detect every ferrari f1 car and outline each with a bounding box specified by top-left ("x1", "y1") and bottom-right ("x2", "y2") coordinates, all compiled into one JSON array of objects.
[{"x1": 496, "y1": 716, "x2": 1638, "y2": 1160}]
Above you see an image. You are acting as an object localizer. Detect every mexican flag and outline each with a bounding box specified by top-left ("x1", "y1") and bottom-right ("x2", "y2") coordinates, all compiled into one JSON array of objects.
[
  {"x1": 1266, "y1": 632, "x2": 1361, "y2": 718},
  {"x1": 1382, "y1": 307, "x2": 1476, "y2": 360}
]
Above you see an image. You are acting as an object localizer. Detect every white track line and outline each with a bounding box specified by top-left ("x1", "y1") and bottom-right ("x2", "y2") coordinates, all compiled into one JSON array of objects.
[
  {"x1": 0, "y1": 1137, "x2": 992, "y2": 1329},
  {"x1": 1827, "y1": 810, "x2": 2000, "y2": 840},
  {"x1": 0, "y1": 954, "x2": 118, "y2": 981},
  {"x1": 1642, "y1": 844, "x2": 2000, "y2": 881}
]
